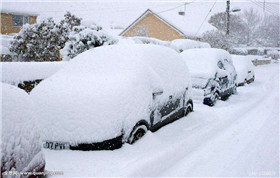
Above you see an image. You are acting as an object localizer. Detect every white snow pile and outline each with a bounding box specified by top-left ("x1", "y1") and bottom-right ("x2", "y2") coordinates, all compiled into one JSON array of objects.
[
  {"x1": 181, "y1": 48, "x2": 234, "y2": 79},
  {"x1": 30, "y1": 44, "x2": 191, "y2": 145},
  {"x1": 246, "y1": 55, "x2": 270, "y2": 61},
  {"x1": 231, "y1": 55, "x2": 255, "y2": 84},
  {"x1": 170, "y1": 39, "x2": 211, "y2": 53},
  {"x1": 0, "y1": 34, "x2": 14, "y2": 55},
  {"x1": 1, "y1": 83, "x2": 45, "y2": 175},
  {"x1": 1, "y1": 62, "x2": 67, "y2": 85},
  {"x1": 129, "y1": 36, "x2": 171, "y2": 47},
  {"x1": 230, "y1": 48, "x2": 248, "y2": 55}
]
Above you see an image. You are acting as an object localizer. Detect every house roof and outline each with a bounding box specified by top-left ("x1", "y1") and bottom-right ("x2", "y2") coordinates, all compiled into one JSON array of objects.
[
  {"x1": 120, "y1": 6, "x2": 217, "y2": 39},
  {"x1": 1, "y1": 8, "x2": 39, "y2": 16},
  {"x1": 120, "y1": 9, "x2": 187, "y2": 38}
]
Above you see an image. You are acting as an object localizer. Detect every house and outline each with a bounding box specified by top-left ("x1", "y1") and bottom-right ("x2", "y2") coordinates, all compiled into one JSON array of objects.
[
  {"x1": 1, "y1": 10, "x2": 38, "y2": 34},
  {"x1": 120, "y1": 9, "x2": 216, "y2": 41}
]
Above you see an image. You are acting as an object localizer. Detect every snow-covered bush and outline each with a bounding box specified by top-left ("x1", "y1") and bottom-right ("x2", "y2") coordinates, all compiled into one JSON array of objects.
[
  {"x1": 267, "y1": 50, "x2": 279, "y2": 60},
  {"x1": 9, "y1": 12, "x2": 82, "y2": 61},
  {"x1": 202, "y1": 30, "x2": 232, "y2": 51},
  {"x1": 170, "y1": 39, "x2": 211, "y2": 53},
  {"x1": 10, "y1": 18, "x2": 60, "y2": 61},
  {"x1": 1, "y1": 83, "x2": 45, "y2": 176},
  {"x1": 230, "y1": 48, "x2": 248, "y2": 55},
  {"x1": 61, "y1": 25, "x2": 117, "y2": 61},
  {"x1": 56, "y1": 11, "x2": 82, "y2": 49},
  {"x1": 1, "y1": 62, "x2": 66, "y2": 93}
]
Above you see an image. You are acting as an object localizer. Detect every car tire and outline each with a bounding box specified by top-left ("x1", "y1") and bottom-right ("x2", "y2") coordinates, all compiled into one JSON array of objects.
[
  {"x1": 232, "y1": 85, "x2": 237, "y2": 94},
  {"x1": 210, "y1": 92, "x2": 219, "y2": 106},
  {"x1": 128, "y1": 124, "x2": 148, "y2": 144},
  {"x1": 184, "y1": 102, "x2": 193, "y2": 116}
]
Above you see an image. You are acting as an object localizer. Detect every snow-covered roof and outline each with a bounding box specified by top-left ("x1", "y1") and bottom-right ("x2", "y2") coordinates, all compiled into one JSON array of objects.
[
  {"x1": 120, "y1": 7, "x2": 216, "y2": 39},
  {"x1": 1, "y1": 8, "x2": 39, "y2": 16},
  {"x1": 154, "y1": 8, "x2": 216, "y2": 38}
]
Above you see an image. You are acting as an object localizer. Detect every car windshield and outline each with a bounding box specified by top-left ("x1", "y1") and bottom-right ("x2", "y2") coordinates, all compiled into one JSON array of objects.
[{"x1": 191, "y1": 77, "x2": 209, "y2": 89}]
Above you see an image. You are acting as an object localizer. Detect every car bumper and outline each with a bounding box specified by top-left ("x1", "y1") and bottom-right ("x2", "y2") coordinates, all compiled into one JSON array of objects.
[
  {"x1": 203, "y1": 97, "x2": 215, "y2": 106},
  {"x1": 246, "y1": 77, "x2": 254, "y2": 84},
  {"x1": 44, "y1": 134, "x2": 124, "y2": 151}
]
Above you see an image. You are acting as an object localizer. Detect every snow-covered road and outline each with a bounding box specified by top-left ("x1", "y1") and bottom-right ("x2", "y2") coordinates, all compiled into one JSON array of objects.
[{"x1": 44, "y1": 63, "x2": 279, "y2": 177}]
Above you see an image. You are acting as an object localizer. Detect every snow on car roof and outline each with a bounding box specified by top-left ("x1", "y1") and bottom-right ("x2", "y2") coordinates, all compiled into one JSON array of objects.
[
  {"x1": 1, "y1": 62, "x2": 67, "y2": 85},
  {"x1": 181, "y1": 48, "x2": 232, "y2": 79},
  {"x1": 30, "y1": 44, "x2": 191, "y2": 144},
  {"x1": 2, "y1": 83, "x2": 45, "y2": 173}
]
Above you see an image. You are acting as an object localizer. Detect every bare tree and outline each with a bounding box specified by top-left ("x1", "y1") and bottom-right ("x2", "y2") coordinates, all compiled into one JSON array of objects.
[{"x1": 242, "y1": 8, "x2": 262, "y2": 45}]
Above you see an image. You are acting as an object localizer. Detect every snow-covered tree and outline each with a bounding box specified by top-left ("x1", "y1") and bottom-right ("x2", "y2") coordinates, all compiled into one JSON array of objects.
[
  {"x1": 202, "y1": 30, "x2": 232, "y2": 51},
  {"x1": 255, "y1": 15, "x2": 279, "y2": 47},
  {"x1": 241, "y1": 8, "x2": 262, "y2": 46},
  {"x1": 208, "y1": 12, "x2": 247, "y2": 45},
  {"x1": 10, "y1": 18, "x2": 60, "y2": 61},
  {"x1": 61, "y1": 24, "x2": 117, "y2": 61}
]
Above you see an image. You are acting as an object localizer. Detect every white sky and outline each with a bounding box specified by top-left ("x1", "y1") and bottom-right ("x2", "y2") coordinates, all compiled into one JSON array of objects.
[{"x1": 2, "y1": 0, "x2": 279, "y2": 32}]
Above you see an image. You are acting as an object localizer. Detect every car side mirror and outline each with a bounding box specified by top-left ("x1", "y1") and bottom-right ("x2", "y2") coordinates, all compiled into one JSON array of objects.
[{"x1": 152, "y1": 90, "x2": 163, "y2": 99}]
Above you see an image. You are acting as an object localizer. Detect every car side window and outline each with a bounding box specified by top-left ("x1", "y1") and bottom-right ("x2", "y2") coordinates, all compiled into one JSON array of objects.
[{"x1": 217, "y1": 61, "x2": 225, "y2": 70}]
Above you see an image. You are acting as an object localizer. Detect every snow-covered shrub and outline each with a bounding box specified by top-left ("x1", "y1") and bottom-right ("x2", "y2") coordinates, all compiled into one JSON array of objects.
[
  {"x1": 1, "y1": 83, "x2": 45, "y2": 176},
  {"x1": 230, "y1": 48, "x2": 248, "y2": 55},
  {"x1": 1, "y1": 62, "x2": 66, "y2": 92},
  {"x1": 170, "y1": 39, "x2": 211, "y2": 53},
  {"x1": 10, "y1": 18, "x2": 60, "y2": 61},
  {"x1": 56, "y1": 11, "x2": 82, "y2": 49},
  {"x1": 9, "y1": 12, "x2": 82, "y2": 61},
  {"x1": 61, "y1": 25, "x2": 117, "y2": 61},
  {"x1": 267, "y1": 50, "x2": 279, "y2": 60},
  {"x1": 202, "y1": 30, "x2": 232, "y2": 51}
]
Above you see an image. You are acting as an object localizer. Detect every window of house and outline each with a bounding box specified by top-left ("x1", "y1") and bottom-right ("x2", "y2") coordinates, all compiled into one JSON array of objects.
[{"x1": 12, "y1": 15, "x2": 29, "y2": 27}]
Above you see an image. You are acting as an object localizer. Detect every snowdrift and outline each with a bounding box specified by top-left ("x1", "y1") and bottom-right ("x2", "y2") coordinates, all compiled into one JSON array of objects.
[
  {"x1": 1, "y1": 83, "x2": 45, "y2": 175},
  {"x1": 1, "y1": 62, "x2": 67, "y2": 85}
]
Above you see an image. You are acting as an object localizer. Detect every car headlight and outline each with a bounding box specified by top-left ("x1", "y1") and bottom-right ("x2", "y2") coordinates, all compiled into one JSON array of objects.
[{"x1": 204, "y1": 87, "x2": 212, "y2": 96}]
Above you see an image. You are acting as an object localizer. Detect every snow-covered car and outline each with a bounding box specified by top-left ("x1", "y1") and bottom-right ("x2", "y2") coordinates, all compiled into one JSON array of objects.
[
  {"x1": 231, "y1": 55, "x2": 255, "y2": 86},
  {"x1": 1, "y1": 83, "x2": 45, "y2": 176},
  {"x1": 181, "y1": 48, "x2": 237, "y2": 106},
  {"x1": 1, "y1": 62, "x2": 67, "y2": 93},
  {"x1": 30, "y1": 44, "x2": 193, "y2": 151}
]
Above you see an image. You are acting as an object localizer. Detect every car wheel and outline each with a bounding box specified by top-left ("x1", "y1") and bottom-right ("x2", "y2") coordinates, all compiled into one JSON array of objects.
[
  {"x1": 184, "y1": 102, "x2": 193, "y2": 116},
  {"x1": 211, "y1": 92, "x2": 219, "y2": 106},
  {"x1": 232, "y1": 85, "x2": 237, "y2": 94},
  {"x1": 128, "y1": 124, "x2": 148, "y2": 144}
]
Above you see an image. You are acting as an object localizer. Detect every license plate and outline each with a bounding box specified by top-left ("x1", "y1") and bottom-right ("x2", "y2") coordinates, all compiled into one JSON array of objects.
[{"x1": 43, "y1": 141, "x2": 70, "y2": 150}]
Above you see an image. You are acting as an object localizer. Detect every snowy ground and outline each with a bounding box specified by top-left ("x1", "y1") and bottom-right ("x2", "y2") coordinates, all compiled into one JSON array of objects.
[{"x1": 44, "y1": 63, "x2": 279, "y2": 177}]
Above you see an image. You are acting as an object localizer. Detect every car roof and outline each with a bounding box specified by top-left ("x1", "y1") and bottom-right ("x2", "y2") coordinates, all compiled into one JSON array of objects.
[{"x1": 181, "y1": 48, "x2": 232, "y2": 79}]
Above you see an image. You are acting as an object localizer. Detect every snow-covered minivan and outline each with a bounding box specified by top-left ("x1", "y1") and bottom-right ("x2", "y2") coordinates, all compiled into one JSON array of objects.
[
  {"x1": 181, "y1": 48, "x2": 237, "y2": 106},
  {"x1": 31, "y1": 44, "x2": 193, "y2": 150}
]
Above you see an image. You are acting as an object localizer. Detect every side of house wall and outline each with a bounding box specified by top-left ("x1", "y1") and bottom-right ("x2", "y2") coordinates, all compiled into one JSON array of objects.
[
  {"x1": 122, "y1": 12, "x2": 185, "y2": 41},
  {"x1": 1, "y1": 13, "x2": 37, "y2": 34}
]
